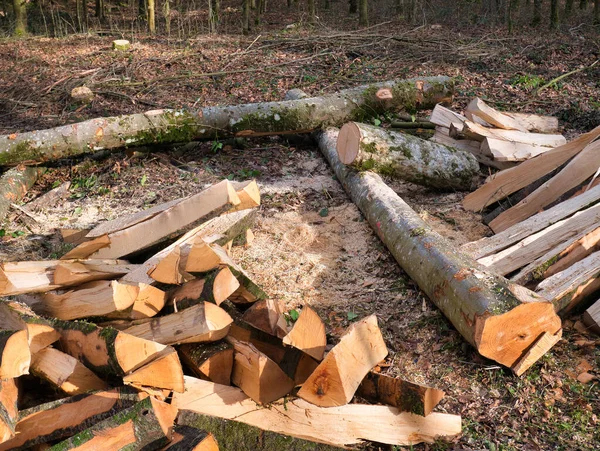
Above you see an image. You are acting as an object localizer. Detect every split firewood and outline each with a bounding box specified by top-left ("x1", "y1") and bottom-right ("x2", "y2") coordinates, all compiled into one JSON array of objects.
[
  {"x1": 0, "y1": 378, "x2": 18, "y2": 444},
  {"x1": 282, "y1": 306, "x2": 326, "y2": 361},
  {"x1": 123, "y1": 347, "x2": 185, "y2": 393},
  {"x1": 511, "y1": 330, "x2": 563, "y2": 376},
  {"x1": 166, "y1": 268, "x2": 240, "y2": 309},
  {"x1": 0, "y1": 77, "x2": 453, "y2": 166},
  {"x1": 123, "y1": 302, "x2": 233, "y2": 345},
  {"x1": 147, "y1": 246, "x2": 189, "y2": 284},
  {"x1": 231, "y1": 180, "x2": 261, "y2": 211},
  {"x1": 298, "y1": 315, "x2": 387, "y2": 407},
  {"x1": 429, "y1": 104, "x2": 466, "y2": 129},
  {"x1": 336, "y1": 122, "x2": 479, "y2": 190},
  {"x1": 0, "y1": 166, "x2": 46, "y2": 223},
  {"x1": 318, "y1": 127, "x2": 562, "y2": 374},
  {"x1": 430, "y1": 131, "x2": 514, "y2": 170},
  {"x1": 241, "y1": 299, "x2": 290, "y2": 339},
  {"x1": 174, "y1": 377, "x2": 462, "y2": 447},
  {"x1": 544, "y1": 226, "x2": 600, "y2": 278},
  {"x1": 583, "y1": 300, "x2": 600, "y2": 335},
  {"x1": 463, "y1": 124, "x2": 600, "y2": 211},
  {"x1": 0, "y1": 303, "x2": 30, "y2": 379},
  {"x1": 183, "y1": 238, "x2": 223, "y2": 274},
  {"x1": 63, "y1": 180, "x2": 242, "y2": 260},
  {"x1": 462, "y1": 183, "x2": 600, "y2": 260},
  {"x1": 122, "y1": 208, "x2": 257, "y2": 286},
  {"x1": 0, "y1": 259, "x2": 137, "y2": 295},
  {"x1": 503, "y1": 112, "x2": 559, "y2": 133},
  {"x1": 465, "y1": 98, "x2": 528, "y2": 132},
  {"x1": 356, "y1": 371, "x2": 444, "y2": 416},
  {"x1": 490, "y1": 140, "x2": 600, "y2": 232},
  {"x1": 536, "y1": 250, "x2": 600, "y2": 312},
  {"x1": 229, "y1": 337, "x2": 295, "y2": 404},
  {"x1": 1, "y1": 301, "x2": 59, "y2": 353},
  {"x1": 50, "y1": 396, "x2": 177, "y2": 450},
  {"x1": 60, "y1": 228, "x2": 90, "y2": 245},
  {"x1": 453, "y1": 120, "x2": 566, "y2": 147},
  {"x1": 481, "y1": 138, "x2": 551, "y2": 162},
  {"x1": 0, "y1": 387, "x2": 144, "y2": 451},
  {"x1": 162, "y1": 426, "x2": 219, "y2": 451},
  {"x1": 55, "y1": 321, "x2": 167, "y2": 377},
  {"x1": 178, "y1": 341, "x2": 233, "y2": 385},
  {"x1": 30, "y1": 347, "x2": 109, "y2": 395}
]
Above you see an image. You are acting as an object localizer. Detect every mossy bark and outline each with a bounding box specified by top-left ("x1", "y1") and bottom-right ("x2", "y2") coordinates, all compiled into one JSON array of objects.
[
  {"x1": 318, "y1": 127, "x2": 562, "y2": 371},
  {"x1": 177, "y1": 410, "x2": 343, "y2": 450},
  {"x1": 13, "y1": 0, "x2": 27, "y2": 36},
  {"x1": 0, "y1": 166, "x2": 45, "y2": 223},
  {"x1": 0, "y1": 77, "x2": 453, "y2": 167}
]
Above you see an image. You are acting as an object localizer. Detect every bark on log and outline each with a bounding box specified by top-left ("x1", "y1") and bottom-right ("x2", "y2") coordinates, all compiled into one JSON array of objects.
[
  {"x1": 0, "y1": 166, "x2": 45, "y2": 222},
  {"x1": 337, "y1": 122, "x2": 479, "y2": 190},
  {"x1": 0, "y1": 78, "x2": 453, "y2": 166},
  {"x1": 0, "y1": 378, "x2": 18, "y2": 444},
  {"x1": 318, "y1": 127, "x2": 562, "y2": 373}
]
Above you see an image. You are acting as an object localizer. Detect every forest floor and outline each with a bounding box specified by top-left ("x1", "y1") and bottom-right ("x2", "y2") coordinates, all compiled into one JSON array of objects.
[{"x1": 1, "y1": 20, "x2": 600, "y2": 451}]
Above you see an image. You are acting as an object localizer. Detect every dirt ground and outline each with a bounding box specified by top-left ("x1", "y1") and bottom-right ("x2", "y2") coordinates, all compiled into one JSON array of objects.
[{"x1": 1, "y1": 22, "x2": 599, "y2": 451}]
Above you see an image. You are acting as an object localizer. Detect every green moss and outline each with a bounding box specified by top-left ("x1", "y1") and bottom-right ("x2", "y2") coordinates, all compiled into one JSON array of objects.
[
  {"x1": 410, "y1": 227, "x2": 426, "y2": 237},
  {"x1": 132, "y1": 110, "x2": 199, "y2": 145},
  {"x1": 50, "y1": 428, "x2": 95, "y2": 451},
  {"x1": 232, "y1": 104, "x2": 314, "y2": 134},
  {"x1": 52, "y1": 319, "x2": 98, "y2": 335},
  {"x1": 390, "y1": 144, "x2": 413, "y2": 159},
  {"x1": 398, "y1": 386, "x2": 426, "y2": 416},
  {"x1": 356, "y1": 158, "x2": 376, "y2": 171},
  {"x1": 360, "y1": 141, "x2": 378, "y2": 154},
  {"x1": 532, "y1": 255, "x2": 559, "y2": 281},
  {"x1": 1, "y1": 140, "x2": 41, "y2": 166}
]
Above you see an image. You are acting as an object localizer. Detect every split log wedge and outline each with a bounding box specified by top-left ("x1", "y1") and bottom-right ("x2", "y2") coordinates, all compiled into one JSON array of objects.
[
  {"x1": 0, "y1": 166, "x2": 45, "y2": 223},
  {"x1": 503, "y1": 112, "x2": 558, "y2": 133},
  {"x1": 0, "y1": 387, "x2": 143, "y2": 451},
  {"x1": 0, "y1": 379, "x2": 17, "y2": 444},
  {"x1": 55, "y1": 321, "x2": 167, "y2": 377},
  {"x1": 123, "y1": 347, "x2": 185, "y2": 393},
  {"x1": 30, "y1": 347, "x2": 109, "y2": 395},
  {"x1": 298, "y1": 315, "x2": 387, "y2": 407},
  {"x1": 0, "y1": 77, "x2": 453, "y2": 166},
  {"x1": 63, "y1": 179, "x2": 241, "y2": 260},
  {"x1": 241, "y1": 299, "x2": 290, "y2": 339},
  {"x1": 166, "y1": 268, "x2": 240, "y2": 309},
  {"x1": 465, "y1": 98, "x2": 528, "y2": 132},
  {"x1": 162, "y1": 426, "x2": 219, "y2": 450},
  {"x1": 123, "y1": 302, "x2": 233, "y2": 345},
  {"x1": 429, "y1": 104, "x2": 466, "y2": 129},
  {"x1": 337, "y1": 122, "x2": 479, "y2": 191},
  {"x1": 583, "y1": 300, "x2": 600, "y2": 335},
  {"x1": 1, "y1": 301, "x2": 59, "y2": 354},
  {"x1": 455, "y1": 120, "x2": 566, "y2": 147},
  {"x1": 357, "y1": 371, "x2": 444, "y2": 416},
  {"x1": 0, "y1": 304, "x2": 30, "y2": 379},
  {"x1": 174, "y1": 377, "x2": 462, "y2": 448},
  {"x1": 318, "y1": 127, "x2": 562, "y2": 373},
  {"x1": 282, "y1": 305, "x2": 326, "y2": 361},
  {"x1": 50, "y1": 396, "x2": 177, "y2": 451},
  {"x1": 178, "y1": 341, "x2": 233, "y2": 386}
]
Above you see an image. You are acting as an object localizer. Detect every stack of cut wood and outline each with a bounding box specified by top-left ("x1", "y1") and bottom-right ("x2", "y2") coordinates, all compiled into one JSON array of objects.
[
  {"x1": 0, "y1": 178, "x2": 461, "y2": 450},
  {"x1": 429, "y1": 98, "x2": 564, "y2": 170},
  {"x1": 462, "y1": 120, "x2": 600, "y2": 328}
]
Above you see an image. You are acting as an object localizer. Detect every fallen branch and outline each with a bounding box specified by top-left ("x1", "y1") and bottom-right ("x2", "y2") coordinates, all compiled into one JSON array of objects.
[{"x1": 0, "y1": 166, "x2": 45, "y2": 223}]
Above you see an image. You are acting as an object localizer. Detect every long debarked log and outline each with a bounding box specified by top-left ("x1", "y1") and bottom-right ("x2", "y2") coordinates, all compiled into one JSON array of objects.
[
  {"x1": 337, "y1": 122, "x2": 479, "y2": 191},
  {"x1": 318, "y1": 128, "x2": 562, "y2": 373},
  {"x1": 0, "y1": 78, "x2": 453, "y2": 166}
]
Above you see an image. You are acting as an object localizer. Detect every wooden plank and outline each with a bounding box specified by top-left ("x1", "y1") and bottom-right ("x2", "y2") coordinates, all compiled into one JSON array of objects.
[
  {"x1": 481, "y1": 138, "x2": 552, "y2": 162},
  {"x1": 490, "y1": 140, "x2": 600, "y2": 232},
  {"x1": 173, "y1": 377, "x2": 462, "y2": 448},
  {"x1": 462, "y1": 125, "x2": 600, "y2": 211},
  {"x1": 462, "y1": 183, "x2": 600, "y2": 259},
  {"x1": 465, "y1": 98, "x2": 528, "y2": 132},
  {"x1": 298, "y1": 315, "x2": 387, "y2": 407}
]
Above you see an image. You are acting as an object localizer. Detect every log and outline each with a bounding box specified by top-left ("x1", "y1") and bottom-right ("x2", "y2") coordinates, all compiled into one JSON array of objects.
[
  {"x1": 241, "y1": 299, "x2": 290, "y2": 339},
  {"x1": 298, "y1": 315, "x2": 387, "y2": 407},
  {"x1": 229, "y1": 338, "x2": 295, "y2": 404},
  {"x1": 0, "y1": 378, "x2": 18, "y2": 444},
  {"x1": 177, "y1": 410, "x2": 341, "y2": 451},
  {"x1": 55, "y1": 321, "x2": 167, "y2": 377},
  {"x1": 583, "y1": 300, "x2": 600, "y2": 335},
  {"x1": 50, "y1": 396, "x2": 177, "y2": 451},
  {"x1": 173, "y1": 377, "x2": 462, "y2": 447},
  {"x1": 336, "y1": 122, "x2": 479, "y2": 191},
  {"x1": 30, "y1": 347, "x2": 109, "y2": 395},
  {"x1": 282, "y1": 306, "x2": 326, "y2": 361},
  {"x1": 1, "y1": 301, "x2": 59, "y2": 354},
  {"x1": 63, "y1": 180, "x2": 241, "y2": 260},
  {"x1": 166, "y1": 269, "x2": 240, "y2": 309},
  {"x1": 0, "y1": 303, "x2": 31, "y2": 379},
  {"x1": 490, "y1": 140, "x2": 600, "y2": 232},
  {"x1": 123, "y1": 302, "x2": 233, "y2": 345},
  {"x1": 123, "y1": 347, "x2": 185, "y2": 393},
  {"x1": 161, "y1": 425, "x2": 218, "y2": 450},
  {"x1": 0, "y1": 259, "x2": 136, "y2": 296},
  {"x1": 122, "y1": 208, "x2": 257, "y2": 286},
  {"x1": 0, "y1": 387, "x2": 143, "y2": 451},
  {"x1": 465, "y1": 98, "x2": 528, "y2": 132},
  {"x1": 0, "y1": 78, "x2": 453, "y2": 166},
  {"x1": 462, "y1": 183, "x2": 600, "y2": 260},
  {"x1": 178, "y1": 341, "x2": 233, "y2": 385},
  {"x1": 481, "y1": 138, "x2": 551, "y2": 162},
  {"x1": 463, "y1": 125, "x2": 600, "y2": 211},
  {"x1": 356, "y1": 371, "x2": 444, "y2": 416},
  {"x1": 318, "y1": 127, "x2": 562, "y2": 373},
  {"x1": 456, "y1": 120, "x2": 566, "y2": 147},
  {"x1": 0, "y1": 166, "x2": 45, "y2": 223}
]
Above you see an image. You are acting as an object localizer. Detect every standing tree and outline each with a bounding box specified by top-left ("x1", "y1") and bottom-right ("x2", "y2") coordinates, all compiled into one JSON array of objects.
[
  {"x1": 595, "y1": 0, "x2": 599, "y2": 22},
  {"x1": 13, "y1": 0, "x2": 27, "y2": 35},
  {"x1": 550, "y1": 0, "x2": 558, "y2": 28},
  {"x1": 358, "y1": 0, "x2": 367, "y2": 26},
  {"x1": 565, "y1": 0, "x2": 573, "y2": 16},
  {"x1": 148, "y1": 0, "x2": 155, "y2": 32},
  {"x1": 96, "y1": 0, "x2": 104, "y2": 19},
  {"x1": 532, "y1": 0, "x2": 541, "y2": 25},
  {"x1": 139, "y1": 0, "x2": 147, "y2": 22},
  {"x1": 308, "y1": 0, "x2": 316, "y2": 24},
  {"x1": 242, "y1": 0, "x2": 250, "y2": 33},
  {"x1": 164, "y1": 0, "x2": 171, "y2": 35},
  {"x1": 349, "y1": 0, "x2": 357, "y2": 14},
  {"x1": 508, "y1": 0, "x2": 520, "y2": 32}
]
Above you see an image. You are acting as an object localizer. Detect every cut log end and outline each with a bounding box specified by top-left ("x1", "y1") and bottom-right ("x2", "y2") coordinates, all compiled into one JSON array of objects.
[{"x1": 336, "y1": 122, "x2": 361, "y2": 165}]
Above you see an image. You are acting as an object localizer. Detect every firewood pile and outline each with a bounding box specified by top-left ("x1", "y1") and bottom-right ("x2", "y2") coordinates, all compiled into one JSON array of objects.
[{"x1": 0, "y1": 179, "x2": 462, "y2": 450}]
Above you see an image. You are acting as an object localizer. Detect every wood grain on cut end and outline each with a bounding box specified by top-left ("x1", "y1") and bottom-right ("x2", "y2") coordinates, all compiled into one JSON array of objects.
[
  {"x1": 123, "y1": 347, "x2": 185, "y2": 393},
  {"x1": 336, "y1": 122, "x2": 361, "y2": 164}
]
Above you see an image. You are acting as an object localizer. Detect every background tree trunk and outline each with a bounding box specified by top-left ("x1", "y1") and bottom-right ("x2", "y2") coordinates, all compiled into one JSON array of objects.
[
  {"x1": 139, "y1": 0, "x2": 147, "y2": 21},
  {"x1": 349, "y1": 0, "x2": 357, "y2": 14},
  {"x1": 13, "y1": 0, "x2": 27, "y2": 35},
  {"x1": 164, "y1": 0, "x2": 171, "y2": 35},
  {"x1": 242, "y1": 0, "x2": 250, "y2": 34},
  {"x1": 308, "y1": 0, "x2": 316, "y2": 23},
  {"x1": 550, "y1": 0, "x2": 559, "y2": 28},
  {"x1": 358, "y1": 0, "x2": 368, "y2": 26},
  {"x1": 508, "y1": 0, "x2": 520, "y2": 32},
  {"x1": 580, "y1": 0, "x2": 588, "y2": 9},
  {"x1": 565, "y1": 0, "x2": 573, "y2": 16},
  {"x1": 595, "y1": 0, "x2": 599, "y2": 22},
  {"x1": 147, "y1": 0, "x2": 155, "y2": 32},
  {"x1": 532, "y1": 0, "x2": 541, "y2": 25},
  {"x1": 95, "y1": 0, "x2": 104, "y2": 19}
]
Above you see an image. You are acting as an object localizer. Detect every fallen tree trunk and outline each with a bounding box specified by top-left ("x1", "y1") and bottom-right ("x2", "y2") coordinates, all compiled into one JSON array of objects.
[
  {"x1": 0, "y1": 166, "x2": 45, "y2": 222},
  {"x1": 336, "y1": 122, "x2": 479, "y2": 191},
  {"x1": 318, "y1": 127, "x2": 562, "y2": 373},
  {"x1": 0, "y1": 77, "x2": 453, "y2": 166}
]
